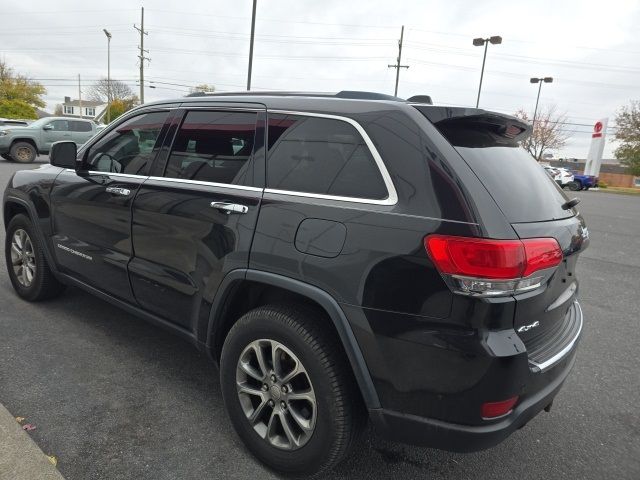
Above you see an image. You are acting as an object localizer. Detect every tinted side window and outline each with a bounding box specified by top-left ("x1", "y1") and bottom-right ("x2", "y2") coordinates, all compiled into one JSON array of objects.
[
  {"x1": 164, "y1": 110, "x2": 257, "y2": 185},
  {"x1": 48, "y1": 120, "x2": 69, "y2": 131},
  {"x1": 86, "y1": 111, "x2": 169, "y2": 175},
  {"x1": 266, "y1": 114, "x2": 387, "y2": 200},
  {"x1": 70, "y1": 120, "x2": 92, "y2": 132}
]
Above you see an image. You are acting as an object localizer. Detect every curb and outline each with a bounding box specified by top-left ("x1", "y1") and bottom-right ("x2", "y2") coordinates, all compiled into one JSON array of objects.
[{"x1": 0, "y1": 403, "x2": 65, "y2": 480}]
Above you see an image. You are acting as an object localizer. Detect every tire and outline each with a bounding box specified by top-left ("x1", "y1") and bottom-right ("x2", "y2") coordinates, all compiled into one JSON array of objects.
[
  {"x1": 5, "y1": 214, "x2": 65, "y2": 301},
  {"x1": 10, "y1": 141, "x2": 37, "y2": 163},
  {"x1": 220, "y1": 304, "x2": 365, "y2": 478},
  {"x1": 1, "y1": 153, "x2": 13, "y2": 161},
  {"x1": 568, "y1": 181, "x2": 581, "y2": 191}
]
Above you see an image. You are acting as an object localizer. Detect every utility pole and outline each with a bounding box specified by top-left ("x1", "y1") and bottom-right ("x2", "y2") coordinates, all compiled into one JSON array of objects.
[
  {"x1": 247, "y1": 0, "x2": 257, "y2": 90},
  {"x1": 387, "y1": 25, "x2": 409, "y2": 97},
  {"x1": 103, "y1": 29, "x2": 111, "y2": 123},
  {"x1": 78, "y1": 74, "x2": 82, "y2": 119},
  {"x1": 134, "y1": 7, "x2": 150, "y2": 103}
]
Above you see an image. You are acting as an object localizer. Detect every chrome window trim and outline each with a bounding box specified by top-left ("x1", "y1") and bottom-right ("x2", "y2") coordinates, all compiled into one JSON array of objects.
[
  {"x1": 529, "y1": 301, "x2": 583, "y2": 372},
  {"x1": 266, "y1": 109, "x2": 398, "y2": 206},
  {"x1": 62, "y1": 169, "x2": 148, "y2": 180},
  {"x1": 146, "y1": 175, "x2": 263, "y2": 192}
]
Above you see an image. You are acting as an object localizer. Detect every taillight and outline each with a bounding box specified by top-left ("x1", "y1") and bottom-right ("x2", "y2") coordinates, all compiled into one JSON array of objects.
[{"x1": 424, "y1": 235, "x2": 562, "y2": 296}]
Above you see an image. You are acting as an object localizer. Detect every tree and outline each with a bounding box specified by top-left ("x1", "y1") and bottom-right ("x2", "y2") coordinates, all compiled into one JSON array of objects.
[
  {"x1": 88, "y1": 78, "x2": 134, "y2": 102},
  {"x1": 107, "y1": 98, "x2": 137, "y2": 123},
  {"x1": 189, "y1": 84, "x2": 215, "y2": 94},
  {"x1": 0, "y1": 60, "x2": 46, "y2": 119},
  {"x1": 514, "y1": 106, "x2": 571, "y2": 161},
  {"x1": 613, "y1": 100, "x2": 640, "y2": 176},
  {"x1": 54, "y1": 104, "x2": 63, "y2": 116}
]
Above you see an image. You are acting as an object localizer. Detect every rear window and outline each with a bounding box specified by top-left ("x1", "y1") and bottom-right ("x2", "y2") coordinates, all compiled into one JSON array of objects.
[{"x1": 456, "y1": 145, "x2": 573, "y2": 223}]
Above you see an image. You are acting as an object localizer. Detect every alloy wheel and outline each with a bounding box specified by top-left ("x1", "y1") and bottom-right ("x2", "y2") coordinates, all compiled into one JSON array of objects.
[
  {"x1": 10, "y1": 229, "x2": 36, "y2": 287},
  {"x1": 236, "y1": 339, "x2": 317, "y2": 450}
]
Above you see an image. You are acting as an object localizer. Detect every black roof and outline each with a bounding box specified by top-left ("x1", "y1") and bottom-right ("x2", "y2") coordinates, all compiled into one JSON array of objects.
[{"x1": 137, "y1": 90, "x2": 435, "y2": 117}]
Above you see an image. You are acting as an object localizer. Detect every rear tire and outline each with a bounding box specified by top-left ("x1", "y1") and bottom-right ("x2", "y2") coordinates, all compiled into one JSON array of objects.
[
  {"x1": 5, "y1": 214, "x2": 65, "y2": 301},
  {"x1": 568, "y1": 181, "x2": 581, "y2": 191},
  {"x1": 220, "y1": 304, "x2": 365, "y2": 478},
  {"x1": 10, "y1": 141, "x2": 37, "y2": 163}
]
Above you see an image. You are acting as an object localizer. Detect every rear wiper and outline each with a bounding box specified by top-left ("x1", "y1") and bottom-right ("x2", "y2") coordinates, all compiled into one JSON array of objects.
[{"x1": 562, "y1": 197, "x2": 580, "y2": 210}]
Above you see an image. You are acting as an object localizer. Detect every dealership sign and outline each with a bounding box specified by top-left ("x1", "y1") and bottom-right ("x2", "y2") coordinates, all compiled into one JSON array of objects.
[{"x1": 583, "y1": 118, "x2": 608, "y2": 177}]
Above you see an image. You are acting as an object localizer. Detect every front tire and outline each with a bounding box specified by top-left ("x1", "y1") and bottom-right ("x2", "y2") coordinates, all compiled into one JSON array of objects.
[
  {"x1": 5, "y1": 214, "x2": 65, "y2": 301},
  {"x1": 10, "y1": 142, "x2": 37, "y2": 163},
  {"x1": 220, "y1": 304, "x2": 364, "y2": 478}
]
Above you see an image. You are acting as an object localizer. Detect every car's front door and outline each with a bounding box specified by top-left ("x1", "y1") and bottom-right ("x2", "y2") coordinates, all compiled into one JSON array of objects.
[
  {"x1": 42, "y1": 119, "x2": 72, "y2": 151},
  {"x1": 129, "y1": 107, "x2": 265, "y2": 331},
  {"x1": 49, "y1": 110, "x2": 172, "y2": 302}
]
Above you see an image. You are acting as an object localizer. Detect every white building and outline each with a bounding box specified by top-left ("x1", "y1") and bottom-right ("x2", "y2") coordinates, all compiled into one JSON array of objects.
[{"x1": 62, "y1": 97, "x2": 108, "y2": 122}]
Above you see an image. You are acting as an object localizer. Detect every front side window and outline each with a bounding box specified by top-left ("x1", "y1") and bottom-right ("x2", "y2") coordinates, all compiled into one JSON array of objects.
[
  {"x1": 85, "y1": 111, "x2": 169, "y2": 175},
  {"x1": 266, "y1": 114, "x2": 387, "y2": 200},
  {"x1": 164, "y1": 110, "x2": 257, "y2": 185}
]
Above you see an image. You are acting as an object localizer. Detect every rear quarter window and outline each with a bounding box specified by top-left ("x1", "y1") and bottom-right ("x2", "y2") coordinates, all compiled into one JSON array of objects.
[{"x1": 266, "y1": 114, "x2": 388, "y2": 200}]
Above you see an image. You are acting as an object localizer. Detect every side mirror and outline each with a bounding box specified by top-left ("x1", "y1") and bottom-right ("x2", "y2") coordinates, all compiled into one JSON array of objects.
[
  {"x1": 49, "y1": 141, "x2": 77, "y2": 169},
  {"x1": 42, "y1": 124, "x2": 53, "y2": 131}
]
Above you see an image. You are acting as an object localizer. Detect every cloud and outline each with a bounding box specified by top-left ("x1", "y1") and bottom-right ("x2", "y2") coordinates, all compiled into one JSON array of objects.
[{"x1": 3, "y1": 0, "x2": 639, "y2": 158}]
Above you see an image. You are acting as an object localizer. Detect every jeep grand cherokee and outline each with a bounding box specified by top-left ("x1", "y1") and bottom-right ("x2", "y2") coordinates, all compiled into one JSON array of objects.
[{"x1": 3, "y1": 91, "x2": 587, "y2": 477}]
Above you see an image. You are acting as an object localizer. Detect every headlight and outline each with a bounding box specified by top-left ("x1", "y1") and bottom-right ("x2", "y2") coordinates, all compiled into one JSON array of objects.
[{"x1": 0, "y1": 130, "x2": 10, "y2": 136}]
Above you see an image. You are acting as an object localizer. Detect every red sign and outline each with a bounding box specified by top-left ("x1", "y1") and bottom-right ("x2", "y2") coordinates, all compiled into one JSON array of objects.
[{"x1": 592, "y1": 121, "x2": 603, "y2": 138}]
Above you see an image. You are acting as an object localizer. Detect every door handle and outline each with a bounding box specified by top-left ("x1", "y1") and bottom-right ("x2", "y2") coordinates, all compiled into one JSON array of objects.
[
  {"x1": 210, "y1": 202, "x2": 249, "y2": 214},
  {"x1": 106, "y1": 186, "x2": 131, "y2": 196}
]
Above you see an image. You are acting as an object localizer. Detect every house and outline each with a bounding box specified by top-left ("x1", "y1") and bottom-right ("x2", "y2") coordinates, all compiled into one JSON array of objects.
[{"x1": 61, "y1": 96, "x2": 107, "y2": 122}]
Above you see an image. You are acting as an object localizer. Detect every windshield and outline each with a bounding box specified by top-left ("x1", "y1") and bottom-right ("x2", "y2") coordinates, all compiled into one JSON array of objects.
[{"x1": 25, "y1": 118, "x2": 51, "y2": 128}]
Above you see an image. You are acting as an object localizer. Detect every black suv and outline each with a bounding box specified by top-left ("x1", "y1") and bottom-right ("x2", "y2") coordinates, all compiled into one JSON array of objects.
[{"x1": 3, "y1": 92, "x2": 587, "y2": 477}]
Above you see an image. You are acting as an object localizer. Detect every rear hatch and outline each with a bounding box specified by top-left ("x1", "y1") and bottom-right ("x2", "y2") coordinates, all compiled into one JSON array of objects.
[{"x1": 416, "y1": 106, "x2": 588, "y2": 369}]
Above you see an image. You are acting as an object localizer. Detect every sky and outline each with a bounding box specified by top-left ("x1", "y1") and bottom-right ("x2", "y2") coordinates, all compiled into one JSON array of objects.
[{"x1": 2, "y1": 0, "x2": 639, "y2": 159}]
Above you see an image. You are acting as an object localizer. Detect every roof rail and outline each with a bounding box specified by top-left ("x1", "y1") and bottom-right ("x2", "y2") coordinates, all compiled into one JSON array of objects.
[{"x1": 183, "y1": 90, "x2": 428, "y2": 103}]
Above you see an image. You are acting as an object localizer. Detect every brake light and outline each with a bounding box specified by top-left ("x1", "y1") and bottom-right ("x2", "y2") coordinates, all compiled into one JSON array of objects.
[
  {"x1": 424, "y1": 235, "x2": 562, "y2": 296},
  {"x1": 481, "y1": 396, "x2": 519, "y2": 419}
]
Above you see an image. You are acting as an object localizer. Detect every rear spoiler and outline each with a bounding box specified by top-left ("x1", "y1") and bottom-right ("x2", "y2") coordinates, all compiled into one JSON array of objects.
[{"x1": 413, "y1": 106, "x2": 531, "y2": 147}]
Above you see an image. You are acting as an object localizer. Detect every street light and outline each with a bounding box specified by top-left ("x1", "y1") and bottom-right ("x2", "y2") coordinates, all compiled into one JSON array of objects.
[
  {"x1": 473, "y1": 35, "x2": 502, "y2": 108},
  {"x1": 530, "y1": 76, "x2": 553, "y2": 126},
  {"x1": 103, "y1": 29, "x2": 112, "y2": 123}
]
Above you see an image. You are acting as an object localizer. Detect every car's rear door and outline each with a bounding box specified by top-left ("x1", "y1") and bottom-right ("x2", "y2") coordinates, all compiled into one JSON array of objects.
[
  {"x1": 69, "y1": 120, "x2": 95, "y2": 146},
  {"x1": 49, "y1": 109, "x2": 173, "y2": 302},
  {"x1": 128, "y1": 105, "x2": 265, "y2": 332}
]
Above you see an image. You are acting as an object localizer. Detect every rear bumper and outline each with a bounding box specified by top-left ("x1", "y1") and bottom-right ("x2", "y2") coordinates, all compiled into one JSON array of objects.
[{"x1": 369, "y1": 343, "x2": 578, "y2": 452}]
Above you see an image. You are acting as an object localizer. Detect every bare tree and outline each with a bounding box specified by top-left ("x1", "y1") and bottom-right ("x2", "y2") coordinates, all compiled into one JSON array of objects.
[
  {"x1": 514, "y1": 106, "x2": 571, "y2": 161},
  {"x1": 54, "y1": 104, "x2": 63, "y2": 115},
  {"x1": 87, "y1": 78, "x2": 134, "y2": 102}
]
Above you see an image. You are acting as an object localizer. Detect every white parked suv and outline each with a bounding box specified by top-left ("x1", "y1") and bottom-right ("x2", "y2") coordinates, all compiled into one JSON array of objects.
[{"x1": 543, "y1": 166, "x2": 574, "y2": 188}]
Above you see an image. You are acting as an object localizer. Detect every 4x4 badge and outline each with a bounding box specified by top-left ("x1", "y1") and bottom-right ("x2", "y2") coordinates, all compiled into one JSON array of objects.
[{"x1": 517, "y1": 321, "x2": 540, "y2": 333}]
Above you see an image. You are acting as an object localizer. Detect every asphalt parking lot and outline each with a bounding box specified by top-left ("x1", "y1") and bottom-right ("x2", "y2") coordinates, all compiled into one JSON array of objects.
[{"x1": 0, "y1": 157, "x2": 639, "y2": 480}]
